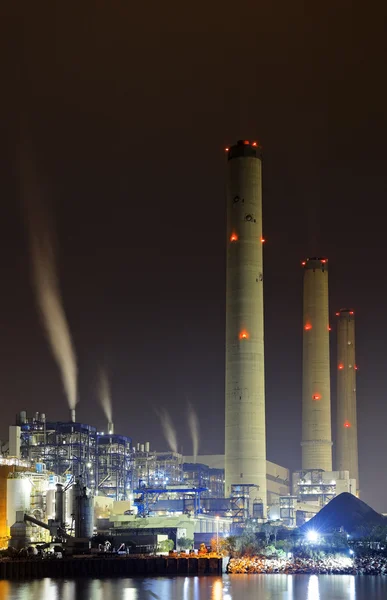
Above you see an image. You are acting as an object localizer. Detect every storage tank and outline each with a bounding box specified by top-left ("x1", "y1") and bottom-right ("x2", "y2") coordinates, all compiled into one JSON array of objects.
[
  {"x1": 7, "y1": 478, "x2": 32, "y2": 529},
  {"x1": 46, "y1": 489, "x2": 56, "y2": 520},
  {"x1": 55, "y1": 484, "x2": 65, "y2": 526},
  {"x1": 65, "y1": 486, "x2": 74, "y2": 528},
  {"x1": 73, "y1": 482, "x2": 94, "y2": 538}
]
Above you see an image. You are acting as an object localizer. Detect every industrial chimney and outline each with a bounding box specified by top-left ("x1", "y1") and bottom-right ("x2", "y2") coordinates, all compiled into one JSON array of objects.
[
  {"x1": 225, "y1": 140, "x2": 266, "y2": 515},
  {"x1": 336, "y1": 308, "x2": 359, "y2": 491},
  {"x1": 301, "y1": 258, "x2": 332, "y2": 471}
]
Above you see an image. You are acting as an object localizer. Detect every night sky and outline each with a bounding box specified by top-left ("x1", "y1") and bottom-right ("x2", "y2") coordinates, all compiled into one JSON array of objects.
[{"x1": 1, "y1": 4, "x2": 387, "y2": 510}]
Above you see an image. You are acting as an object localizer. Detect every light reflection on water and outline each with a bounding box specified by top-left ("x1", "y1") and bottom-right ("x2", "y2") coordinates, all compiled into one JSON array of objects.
[{"x1": 1, "y1": 575, "x2": 387, "y2": 600}]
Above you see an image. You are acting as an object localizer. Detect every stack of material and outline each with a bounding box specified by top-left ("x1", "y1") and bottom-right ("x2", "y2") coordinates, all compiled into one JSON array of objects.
[{"x1": 301, "y1": 492, "x2": 386, "y2": 535}]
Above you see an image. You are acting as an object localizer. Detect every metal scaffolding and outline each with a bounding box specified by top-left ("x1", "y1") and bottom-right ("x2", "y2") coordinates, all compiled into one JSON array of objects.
[{"x1": 96, "y1": 433, "x2": 132, "y2": 500}]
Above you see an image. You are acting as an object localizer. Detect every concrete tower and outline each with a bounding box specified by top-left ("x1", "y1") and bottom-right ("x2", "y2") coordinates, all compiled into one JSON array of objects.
[
  {"x1": 225, "y1": 140, "x2": 266, "y2": 514},
  {"x1": 301, "y1": 258, "x2": 332, "y2": 471},
  {"x1": 336, "y1": 308, "x2": 359, "y2": 491}
]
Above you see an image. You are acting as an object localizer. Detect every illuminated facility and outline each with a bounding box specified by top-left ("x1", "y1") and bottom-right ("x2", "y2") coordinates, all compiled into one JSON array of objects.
[{"x1": 0, "y1": 139, "x2": 365, "y2": 546}]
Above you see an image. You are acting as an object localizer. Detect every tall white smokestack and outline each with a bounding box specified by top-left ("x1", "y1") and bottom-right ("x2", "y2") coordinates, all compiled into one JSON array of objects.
[
  {"x1": 336, "y1": 308, "x2": 359, "y2": 492},
  {"x1": 301, "y1": 258, "x2": 332, "y2": 471},
  {"x1": 225, "y1": 140, "x2": 266, "y2": 516}
]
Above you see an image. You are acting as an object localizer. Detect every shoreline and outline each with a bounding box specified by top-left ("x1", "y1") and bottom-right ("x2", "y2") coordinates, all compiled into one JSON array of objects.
[{"x1": 227, "y1": 556, "x2": 387, "y2": 575}]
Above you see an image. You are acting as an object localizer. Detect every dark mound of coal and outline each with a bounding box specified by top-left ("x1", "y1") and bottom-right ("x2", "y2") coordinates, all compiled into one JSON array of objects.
[{"x1": 301, "y1": 493, "x2": 387, "y2": 535}]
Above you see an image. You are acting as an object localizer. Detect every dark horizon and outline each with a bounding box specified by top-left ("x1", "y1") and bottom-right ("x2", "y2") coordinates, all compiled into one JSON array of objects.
[{"x1": 1, "y1": 4, "x2": 387, "y2": 511}]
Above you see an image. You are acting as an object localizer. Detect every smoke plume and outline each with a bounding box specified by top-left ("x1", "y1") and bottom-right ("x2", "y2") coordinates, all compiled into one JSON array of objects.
[
  {"x1": 188, "y1": 401, "x2": 200, "y2": 463},
  {"x1": 156, "y1": 408, "x2": 178, "y2": 453},
  {"x1": 98, "y1": 367, "x2": 113, "y2": 423},
  {"x1": 23, "y1": 155, "x2": 78, "y2": 409}
]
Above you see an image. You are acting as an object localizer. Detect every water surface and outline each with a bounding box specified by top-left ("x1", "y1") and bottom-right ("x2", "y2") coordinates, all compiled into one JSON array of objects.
[{"x1": 1, "y1": 574, "x2": 387, "y2": 599}]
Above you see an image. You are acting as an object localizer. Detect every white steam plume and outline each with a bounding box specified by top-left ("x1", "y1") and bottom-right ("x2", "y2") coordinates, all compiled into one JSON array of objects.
[
  {"x1": 23, "y1": 156, "x2": 77, "y2": 409},
  {"x1": 156, "y1": 408, "x2": 178, "y2": 453},
  {"x1": 187, "y1": 401, "x2": 200, "y2": 463},
  {"x1": 98, "y1": 367, "x2": 113, "y2": 423}
]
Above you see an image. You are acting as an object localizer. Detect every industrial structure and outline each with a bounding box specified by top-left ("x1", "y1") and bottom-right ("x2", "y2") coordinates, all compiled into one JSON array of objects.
[
  {"x1": 0, "y1": 138, "x2": 366, "y2": 548},
  {"x1": 185, "y1": 455, "x2": 290, "y2": 509},
  {"x1": 225, "y1": 139, "x2": 266, "y2": 515},
  {"x1": 301, "y1": 258, "x2": 332, "y2": 472},
  {"x1": 96, "y1": 433, "x2": 132, "y2": 499},
  {"x1": 17, "y1": 412, "x2": 132, "y2": 500},
  {"x1": 336, "y1": 309, "x2": 359, "y2": 491}
]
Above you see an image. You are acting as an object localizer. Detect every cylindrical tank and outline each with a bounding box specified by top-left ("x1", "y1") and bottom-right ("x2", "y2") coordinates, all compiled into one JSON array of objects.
[
  {"x1": 7, "y1": 478, "x2": 32, "y2": 529},
  {"x1": 46, "y1": 489, "x2": 56, "y2": 520},
  {"x1": 301, "y1": 258, "x2": 332, "y2": 471},
  {"x1": 74, "y1": 482, "x2": 94, "y2": 538},
  {"x1": 55, "y1": 484, "x2": 65, "y2": 525},
  {"x1": 225, "y1": 140, "x2": 266, "y2": 516},
  {"x1": 145, "y1": 442, "x2": 150, "y2": 453},
  {"x1": 336, "y1": 308, "x2": 359, "y2": 491},
  {"x1": 65, "y1": 486, "x2": 74, "y2": 528}
]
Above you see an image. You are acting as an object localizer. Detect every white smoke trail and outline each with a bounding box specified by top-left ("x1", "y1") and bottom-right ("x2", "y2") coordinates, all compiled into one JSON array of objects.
[
  {"x1": 156, "y1": 408, "x2": 178, "y2": 453},
  {"x1": 187, "y1": 401, "x2": 200, "y2": 463},
  {"x1": 98, "y1": 367, "x2": 113, "y2": 423},
  {"x1": 23, "y1": 156, "x2": 78, "y2": 409}
]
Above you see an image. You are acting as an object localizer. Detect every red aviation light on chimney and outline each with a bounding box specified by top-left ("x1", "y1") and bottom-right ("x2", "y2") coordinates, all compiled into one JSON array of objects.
[
  {"x1": 328, "y1": 325, "x2": 331, "y2": 331},
  {"x1": 252, "y1": 141, "x2": 257, "y2": 147},
  {"x1": 336, "y1": 312, "x2": 340, "y2": 316},
  {"x1": 338, "y1": 363, "x2": 344, "y2": 370},
  {"x1": 301, "y1": 261, "x2": 306, "y2": 266},
  {"x1": 230, "y1": 233, "x2": 238, "y2": 242},
  {"x1": 239, "y1": 330, "x2": 249, "y2": 340},
  {"x1": 321, "y1": 259, "x2": 326, "y2": 263},
  {"x1": 344, "y1": 421, "x2": 351, "y2": 428},
  {"x1": 243, "y1": 140, "x2": 250, "y2": 145},
  {"x1": 354, "y1": 364, "x2": 358, "y2": 370},
  {"x1": 312, "y1": 394, "x2": 321, "y2": 401},
  {"x1": 225, "y1": 147, "x2": 229, "y2": 152},
  {"x1": 349, "y1": 311, "x2": 354, "y2": 315},
  {"x1": 304, "y1": 323, "x2": 312, "y2": 331},
  {"x1": 260, "y1": 237, "x2": 265, "y2": 243}
]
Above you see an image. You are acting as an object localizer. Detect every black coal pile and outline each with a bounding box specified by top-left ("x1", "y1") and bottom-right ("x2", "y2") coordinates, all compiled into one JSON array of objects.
[{"x1": 301, "y1": 493, "x2": 387, "y2": 535}]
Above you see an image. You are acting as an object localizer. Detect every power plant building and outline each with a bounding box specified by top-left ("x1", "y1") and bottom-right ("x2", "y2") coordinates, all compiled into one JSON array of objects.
[
  {"x1": 301, "y1": 258, "x2": 332, "y2": 472},
  {"x1": 336, "y1": 308, "x2": 359, "y2": 491},
  {"x1": 225, "y1": 140, "x2": 266, "y2": 514}
]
